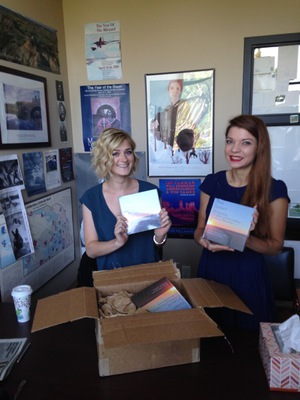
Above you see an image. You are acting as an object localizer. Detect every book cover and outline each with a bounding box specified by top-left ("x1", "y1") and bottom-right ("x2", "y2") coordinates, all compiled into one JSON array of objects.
[
  {"x1": 202, "y1": 198, "x2": 255, "y2": 252},
  {"x1": 131, "y1": 277, "x2": 191, "y2": 312},
  {"x1": 119, "y1": 189, "x2": 161, "y2": 235}
]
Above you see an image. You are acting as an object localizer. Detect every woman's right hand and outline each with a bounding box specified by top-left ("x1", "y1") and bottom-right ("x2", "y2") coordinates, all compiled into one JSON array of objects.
[
  {"x1": 114, "y1": 215, "x2": 129, "y2": 247},
  {"x1": 199, "y1": 236, "x2": 234, "y2": 253}
]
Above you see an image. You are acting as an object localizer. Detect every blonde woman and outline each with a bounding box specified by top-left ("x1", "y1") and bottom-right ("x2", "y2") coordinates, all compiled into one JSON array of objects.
[{"x1": 80, "y1": 128, "x2": 171, "y2": 271}]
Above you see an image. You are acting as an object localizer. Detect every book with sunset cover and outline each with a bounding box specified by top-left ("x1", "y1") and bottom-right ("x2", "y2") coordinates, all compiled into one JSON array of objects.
[
  {"x1": 119, "y1": 189, "x2": 161, "y2": 235},
  {"x1": 202, "y1": 198, "x2": 255, "y2": 252},
  {"x1": 132, "y1": 277, "x2": 191, "y2": 312}
]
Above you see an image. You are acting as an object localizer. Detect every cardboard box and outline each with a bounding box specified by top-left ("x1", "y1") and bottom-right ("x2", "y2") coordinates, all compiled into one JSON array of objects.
[
  {"x1": 259, "y1": 322, "x2": 300, "y2": 392},
  {"x1": 32, "y1": 260, "x2": 251, "y2": 377}
]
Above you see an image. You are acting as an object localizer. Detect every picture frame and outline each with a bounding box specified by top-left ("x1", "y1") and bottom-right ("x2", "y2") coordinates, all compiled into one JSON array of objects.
[
  {"x1": 0, "y1": 66, "x2": 51, "y2": 149},
  {"x1": 145, "y1": 69, "x2": 214, "y2": 177}
]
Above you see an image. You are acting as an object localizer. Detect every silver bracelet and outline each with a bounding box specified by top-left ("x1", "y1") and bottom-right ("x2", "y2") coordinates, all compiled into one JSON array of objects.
[{"x1": 153, "y1": 234, "x2": 167, "y2": 245}]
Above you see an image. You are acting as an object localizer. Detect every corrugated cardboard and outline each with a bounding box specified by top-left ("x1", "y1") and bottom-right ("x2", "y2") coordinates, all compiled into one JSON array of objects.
[
  {"x1": 259, "y1": 322, "x2": 300, "y2": 392},
  {"x1": 32, "y1": 260, "x2": 251, "y2": 376}
]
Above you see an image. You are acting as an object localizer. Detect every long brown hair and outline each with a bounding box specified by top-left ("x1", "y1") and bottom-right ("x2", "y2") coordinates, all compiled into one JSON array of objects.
[{"x1": 225, "y1": 115, "x2": 272, "y2": 238}]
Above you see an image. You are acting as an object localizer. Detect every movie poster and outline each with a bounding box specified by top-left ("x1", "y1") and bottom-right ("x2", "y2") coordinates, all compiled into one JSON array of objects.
[
  {"x1": 146, "y1": 70, "x2": 214, "y2": 177},
  {"x1": 80, "y1": 83, "x2": 131, "y2": 151}
]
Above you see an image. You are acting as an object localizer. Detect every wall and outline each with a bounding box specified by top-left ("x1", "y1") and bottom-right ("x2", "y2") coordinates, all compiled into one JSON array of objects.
[
  {"x1": 0, "y1": 0, "x2": 80, "y2": 300},
  {"x1": 62, "y1": 0, "x2": 300, "y2": 275}
]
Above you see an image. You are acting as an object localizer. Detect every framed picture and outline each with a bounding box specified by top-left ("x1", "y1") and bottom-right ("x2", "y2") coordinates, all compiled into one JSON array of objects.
[
  {"x1": 145, "y1": 69, "x2": 214, "y2": 177},
  {"x1": 0, "y1": 66, "x2": 51, "y2": 149}
]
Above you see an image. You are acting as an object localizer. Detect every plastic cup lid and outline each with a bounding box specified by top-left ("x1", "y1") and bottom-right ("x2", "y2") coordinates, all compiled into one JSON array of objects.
[{"x1": 11, "y1": 285, "x2": 32, "y2": 297}]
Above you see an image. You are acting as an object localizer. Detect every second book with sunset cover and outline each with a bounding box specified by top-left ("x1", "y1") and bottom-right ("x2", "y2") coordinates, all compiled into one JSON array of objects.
[
  {"x1": 132, "y1": 277, "x2": 191, "y2": 312},
  {"x1": 202, "y1": 198, "x2": 255, "y2": 252}
]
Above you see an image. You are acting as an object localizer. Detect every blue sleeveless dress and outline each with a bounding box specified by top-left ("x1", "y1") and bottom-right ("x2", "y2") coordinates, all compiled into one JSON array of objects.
[
  {"x1": 80, "y1": 180, "x2": 161, "y2": 270},
  {"x1": 197, "y1": 171, "x2": 289, "y2": 330}
]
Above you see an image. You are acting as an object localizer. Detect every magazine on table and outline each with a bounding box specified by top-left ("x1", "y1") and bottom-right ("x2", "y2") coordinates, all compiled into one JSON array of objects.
[
  {"x1": 0, "y1": 337, "x2": 27, "y2": 381},
  {"x1": 119, "y1": 189, "x2": 161, "y2": 235},
  {"x1": 202, "y1": 198, "x2": 255, "y2": 252}
]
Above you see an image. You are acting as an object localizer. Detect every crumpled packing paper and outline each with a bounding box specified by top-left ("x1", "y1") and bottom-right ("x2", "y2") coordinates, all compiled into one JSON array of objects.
[{"x1": 276, "y1": 314, "x2": 300, "y2": 353}]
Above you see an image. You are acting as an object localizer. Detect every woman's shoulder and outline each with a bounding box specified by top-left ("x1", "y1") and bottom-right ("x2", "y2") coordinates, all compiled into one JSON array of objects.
[
  {"x1": 201, "y1": 170, "x2": 226, "y2": 187},
  {"x1": 270, "y1": 177, "x2": 289, "y2": 200},
  {"x1": 80, "y1": 182, "x2": 103, "y2": 202}
]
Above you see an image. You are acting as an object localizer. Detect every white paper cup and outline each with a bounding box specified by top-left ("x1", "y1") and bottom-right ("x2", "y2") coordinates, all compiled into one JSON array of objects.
[{"x1": 11, "y1": 285, "x2": 32, "y2": 323}]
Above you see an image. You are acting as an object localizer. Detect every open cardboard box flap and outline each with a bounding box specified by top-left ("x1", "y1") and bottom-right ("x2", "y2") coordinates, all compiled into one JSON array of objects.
[
  {"x1": 101, "y1": 308, "x2": 223, "y2": 348},
  {"x1": 32, "y1": 287, "x2": 99, "y2": 332},
  {"x1": 181, "y1": 278, "x2": 252, "y2": 315},
  {"x1": 32, "y1": 260, "x2": 251, "y2": 347},
  {"x1": 92, "y1": 259, "x2": 179, "y2": 287}
]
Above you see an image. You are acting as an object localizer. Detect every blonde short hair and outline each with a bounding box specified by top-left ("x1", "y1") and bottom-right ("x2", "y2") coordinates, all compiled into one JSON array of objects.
[{"x1": 91, "y1": 128, "x2": 139, "y2": 180}]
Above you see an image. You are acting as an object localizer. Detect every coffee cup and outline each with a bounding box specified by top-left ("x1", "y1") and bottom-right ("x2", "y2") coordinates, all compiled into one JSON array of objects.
[{"x1": 11, "y1": 285, "x2": 32, "y2": 323}]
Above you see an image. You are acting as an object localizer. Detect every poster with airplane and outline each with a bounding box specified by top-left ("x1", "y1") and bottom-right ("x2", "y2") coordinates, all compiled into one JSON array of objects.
[{"x1": 85, "y1": 20, "x2": 122, "y2": 81}]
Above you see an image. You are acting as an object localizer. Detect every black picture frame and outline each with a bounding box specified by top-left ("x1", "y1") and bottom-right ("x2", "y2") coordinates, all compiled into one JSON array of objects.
[
  {"x1": 0, "y1": 66, "x2": 51, "y2": 149},
  {"x1": 242, "y1": 32, "x2": 300, "y2": 126}
]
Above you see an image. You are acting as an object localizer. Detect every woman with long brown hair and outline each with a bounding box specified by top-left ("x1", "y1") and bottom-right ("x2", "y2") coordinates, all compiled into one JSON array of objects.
[{"x1": 194, "y1": 115, "x2": 289, "y2": 330}]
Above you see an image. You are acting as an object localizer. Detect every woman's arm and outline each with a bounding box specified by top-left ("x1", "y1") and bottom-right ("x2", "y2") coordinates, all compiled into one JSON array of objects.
[
  {"x1": 82, "y1": 204, "x2": 128, "y2": 258},
  {"x1": 246, "y1": 197, "x2": 288, "y2": 255},
  {"x1": 194, "y1": 192, "x2": 209, "y2": 244}
]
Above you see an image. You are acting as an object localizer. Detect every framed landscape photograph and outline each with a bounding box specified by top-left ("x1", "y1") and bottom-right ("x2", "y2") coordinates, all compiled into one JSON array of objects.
[
  {"x1": 145, "y1": 69, "x2": 214, "y2": 177},
  {"x1": 0, "y1": 66, "x2": 51, "y2": 148}
]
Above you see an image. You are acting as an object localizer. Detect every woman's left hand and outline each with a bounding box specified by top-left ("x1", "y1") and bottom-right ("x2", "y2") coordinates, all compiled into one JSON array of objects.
[
  {"x1": 154, "y1": 208, "x2": 172, "y2": 240},
  {"x1": 250, "y1": 207, "x2": 259, "y2": 232},
  {"x1": 200, "y1": 236, "x2": 234, "y2": 252}
]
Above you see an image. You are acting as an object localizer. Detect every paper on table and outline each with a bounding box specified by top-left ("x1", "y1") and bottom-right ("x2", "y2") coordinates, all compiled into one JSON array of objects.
[{"x1": 0, "y1": 338, "x2": 27, "y2": 381}]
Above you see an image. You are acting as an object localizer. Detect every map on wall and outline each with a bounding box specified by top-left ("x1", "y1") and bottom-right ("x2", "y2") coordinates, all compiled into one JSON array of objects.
[{"x1": 0, "y1": 188, "x2": 75, "y2": 302}]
